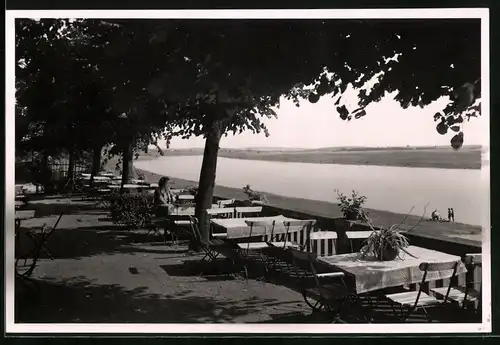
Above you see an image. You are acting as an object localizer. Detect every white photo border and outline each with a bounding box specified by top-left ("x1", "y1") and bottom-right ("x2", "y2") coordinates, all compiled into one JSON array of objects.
[{"x1": 4, "y1": 8, "x2": 491, "y2": 334}]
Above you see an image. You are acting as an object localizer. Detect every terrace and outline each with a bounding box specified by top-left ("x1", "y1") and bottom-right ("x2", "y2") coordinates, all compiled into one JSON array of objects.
[{"x1": 13, "y1": 178, "x2": 482, "y2": 325}]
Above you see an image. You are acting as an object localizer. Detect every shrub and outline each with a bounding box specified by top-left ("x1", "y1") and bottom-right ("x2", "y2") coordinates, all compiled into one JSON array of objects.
[{"x1": 108, "y1": 192, "x2": 155, "y2": 229}]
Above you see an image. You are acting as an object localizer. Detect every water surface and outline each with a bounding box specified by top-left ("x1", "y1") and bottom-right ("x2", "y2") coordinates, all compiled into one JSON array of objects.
[{"x1": 136, "y1": 156, "x2": 484, "y2": 226}]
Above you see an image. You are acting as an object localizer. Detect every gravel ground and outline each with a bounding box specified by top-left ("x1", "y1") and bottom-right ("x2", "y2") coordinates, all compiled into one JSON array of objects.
[{"x1": 14, "y1": 197, "x2": 321, "y2": 324}]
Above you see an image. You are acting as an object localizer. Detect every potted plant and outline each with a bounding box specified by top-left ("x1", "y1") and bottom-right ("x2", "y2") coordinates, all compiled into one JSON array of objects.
[
  {"x1": 360, "y1": 225, "x2": 415, "y2": 261},
  {"x1": 336, "y1": 190, "x2": 367, "y2": 221},
  {"x1": 242, "y1": 184, "x2": 268, "y2": 206}
]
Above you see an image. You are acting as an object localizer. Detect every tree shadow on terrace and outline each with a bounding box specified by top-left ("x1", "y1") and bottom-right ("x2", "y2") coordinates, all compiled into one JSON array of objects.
[
  {"x1": 16, "y1": 224, "x2": 187, "y2": 261},
  {"x1": 15, "y1": 276, "x2": 308, "y2": 324},
  {"x1": 20, "y1": 198, "x2": 107, "y2": 218}
]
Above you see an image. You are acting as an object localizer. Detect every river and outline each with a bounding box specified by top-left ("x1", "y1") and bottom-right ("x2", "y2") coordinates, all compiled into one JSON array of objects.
[{"x1": 135, "y1": 156, "x2": 485, "y2": 226}]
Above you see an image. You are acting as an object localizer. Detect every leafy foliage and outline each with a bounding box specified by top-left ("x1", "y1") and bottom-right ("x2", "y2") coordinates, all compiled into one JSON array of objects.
[
  {"x1": 183, "y1": 185, "x2": 199, "y2": 196},
  {"x1": 360, "y1": 226, "x2": 412, "y2": 261},
  {"x1": 335, "y1": 190, "x2": 367, "y2": 220},
  {"x1": 108, "y1": 193, "x2": 155, "y2": 229}
]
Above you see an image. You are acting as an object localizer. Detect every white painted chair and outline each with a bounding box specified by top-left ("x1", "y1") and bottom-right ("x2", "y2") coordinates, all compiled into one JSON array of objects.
[
  {"x1": 206, "y1": 208, "x2": 234, "y2": 239},
  {"x1": 234, "y1": 206, "x2": 263, "y2": 218},
  {"x1": 345, "y1": 230, "x2": 374, "y2": 253},
  {"x1": 385, "y1": 260, "x2": 461, "y2": 322},
  {"x1": 218, "y1": 198, "x2": 235, "y2": 208},
  {"x1": 206, "y1": 208, "x2": 234, "y2": 218},
  {"x1": 430, "y1": 253, "x2": 482, "y2": 310},
  {"x1": 309, "y1": 231, "x2": 338, "y2": 256}
]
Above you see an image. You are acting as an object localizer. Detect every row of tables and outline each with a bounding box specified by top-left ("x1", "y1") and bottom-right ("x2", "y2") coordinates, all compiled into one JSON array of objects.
[
  {"x1": 207, "y1": 214, "x2": 467, "y2": 295},
  {"x1": 73, "y1": 175, "x2": 472, "y2": 297}
]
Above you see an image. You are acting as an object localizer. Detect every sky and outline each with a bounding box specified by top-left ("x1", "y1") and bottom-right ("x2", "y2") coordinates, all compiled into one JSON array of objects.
[{"x1": 165, "y1": 87, "x2": 484, "y2": 149}]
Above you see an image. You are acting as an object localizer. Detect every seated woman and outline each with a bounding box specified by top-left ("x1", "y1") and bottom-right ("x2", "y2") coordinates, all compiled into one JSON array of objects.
[{"x1": 154, "y1": 176, "x2": 176, "y2": 216}]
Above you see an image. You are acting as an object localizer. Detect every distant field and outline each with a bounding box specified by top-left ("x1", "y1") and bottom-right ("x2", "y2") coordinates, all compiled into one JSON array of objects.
[{"x1": 154, "y1": 145, "x2": 482, "y2": 170}]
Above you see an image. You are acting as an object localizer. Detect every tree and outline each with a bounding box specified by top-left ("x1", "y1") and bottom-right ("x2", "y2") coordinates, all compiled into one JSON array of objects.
[
  {"x1": 15, "y1": 19, "x2": 173, "y2": 186},
  {"x1": 128, "y1": 19, "x2": 481, "y2": 239}
]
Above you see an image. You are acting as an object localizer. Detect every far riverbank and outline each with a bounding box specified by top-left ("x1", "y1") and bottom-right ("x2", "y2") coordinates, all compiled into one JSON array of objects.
[{"x1": 157, "y1": 145, "x2": 482, "y2": 170}]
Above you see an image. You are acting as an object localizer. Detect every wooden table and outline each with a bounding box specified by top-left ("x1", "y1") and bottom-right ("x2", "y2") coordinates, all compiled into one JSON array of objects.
[
  {"x1": 15, "y1": 210, "x2": 36, "y2": 229},
  {"x1": 15, "y1": 210, "x2": 36, "y2": 257},
  {"x1": 210, "y1": 215, "x2": 303, "y2": 240},
  {"x1": 317, "y1": 246, "x2": 467, "y2": 294},
  {"x1": 157, "y1": 205, "x2": 196, "y2": 216}
]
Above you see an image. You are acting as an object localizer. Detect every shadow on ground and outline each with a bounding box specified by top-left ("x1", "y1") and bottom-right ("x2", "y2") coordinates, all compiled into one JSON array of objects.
[
  {"x1": 15, "y1": 276, "x2": 307, "y2": 323},
  {"x1": 22, "y1": 199, "x2": 106, "y2": 218},
  {"x1": 16, "y1": 224, "x2": 180, "y2": 260}
]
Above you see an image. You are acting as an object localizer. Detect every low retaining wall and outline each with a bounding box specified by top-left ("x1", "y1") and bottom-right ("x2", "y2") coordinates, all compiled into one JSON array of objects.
[{"x1": 213, "y1": 198, "x2": 482, "y2": 258}]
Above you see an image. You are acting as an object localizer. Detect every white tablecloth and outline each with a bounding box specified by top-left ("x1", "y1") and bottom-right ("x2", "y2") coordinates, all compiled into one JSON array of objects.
[{"x1": 318, "y1": 246, "x2": 467, "y2": 294}]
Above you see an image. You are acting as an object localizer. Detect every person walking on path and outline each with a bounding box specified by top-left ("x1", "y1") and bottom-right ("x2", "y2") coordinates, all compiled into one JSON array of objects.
[
  {"x1": 450, "y1": 208, "x2": 455, "y2": 222},
  {"x1": 447, "y1": 208, "x2": 452, "y2": 222}
]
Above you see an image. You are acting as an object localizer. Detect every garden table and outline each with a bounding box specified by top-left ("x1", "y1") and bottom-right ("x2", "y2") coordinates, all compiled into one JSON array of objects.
[
  {"x1": 15, "y1": 210, "x2": 36, "y2": 231},
  {"x1": 157, "y1": 205, "x2": 196, "y2": 216},
  {"x1": 317, "y1": 245, "x2": 467, "y2": 294},
  {"x1": 210, "y1": 215, "x2": 303, "y2": 239}
]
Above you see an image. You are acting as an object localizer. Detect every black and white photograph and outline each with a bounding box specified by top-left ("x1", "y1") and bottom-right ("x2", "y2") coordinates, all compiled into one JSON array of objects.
[{"x1": 5, "y1": 8, "x2": 491, "y2": 334}]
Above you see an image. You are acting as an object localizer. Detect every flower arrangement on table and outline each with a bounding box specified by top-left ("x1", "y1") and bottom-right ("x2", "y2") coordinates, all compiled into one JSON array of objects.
[{"x1": 358, "y1": 205, "x2": 427, "y2": 261}]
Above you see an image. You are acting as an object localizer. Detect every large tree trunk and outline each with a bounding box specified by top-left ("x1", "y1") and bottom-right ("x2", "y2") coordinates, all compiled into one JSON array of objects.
[
  {"x1": 90, "y1": 145, "x2": 103, "y2": 187},
  {"x1": 195, "y1": 122, "x2": 223, "y2": 242},
  {"x1": 121, "y1": 140, "x2": 135, "y2": 187}
]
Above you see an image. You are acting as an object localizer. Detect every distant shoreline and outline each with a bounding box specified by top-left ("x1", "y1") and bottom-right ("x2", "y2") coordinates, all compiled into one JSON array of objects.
[{"x1": 142, "y1": 145, "x2": 482, "y2": 170}]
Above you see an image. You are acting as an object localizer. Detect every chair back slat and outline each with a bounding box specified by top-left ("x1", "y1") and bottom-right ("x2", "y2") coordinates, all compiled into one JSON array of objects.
[
  {"x1": 284, "y1": 219, "x2": 316, "y2": 250},
  {"x1": 464, "y1": 253, "x2": 482, "y2": 265},
  {"x1": 245, "y1": 220, "x2": 276, "y2": 227},
  {"x1": 309, "y1": 230, "x2": 338, "y2": 256},
  {"x1": 419, "y1": 260, "x2": 461, "y2": 272},
  {"x1": 218, "y1": 198, "x2": 235, "y2": 208},
  {"x1": 234, "y1": 206, "x2": 262, "y2": 218},
  {"x1": 206, "y1": 208, "x2": 234, "y2": 218},
  {"x1": 284, "y1": 219, "x2": 317, "y2": 227},
  {"x1": 417, "y1": 260, "x2": 460, "y2": 306}
]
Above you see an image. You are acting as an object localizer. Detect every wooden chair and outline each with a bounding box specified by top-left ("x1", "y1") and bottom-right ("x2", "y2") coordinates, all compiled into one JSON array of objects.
[
  {"x1": 206, "y1": 207, "x2": 234, "y2": 219},
  {"x1": 430, "y1": 253, "x2": 482, "y2": 312},
  {"x1": 288, "y1": 248, "x2": 351, "y2": 322},
  {"x1": 234, "y1": 206, "x2": 263, "y2": 218},
  {"x1": 217, "y1": 198, "x2": 235, "y2": 208},
  {"x1": 345, "y1": 230, "x2": 374, "y2": 253},
  {"x1": 206, "y1": 208, "x2": 235, "y2": 239},
  {"x1": 264, "y1": 220, "x2": 316, "y2": 273},
  {"x1": 187, "y1": 216, "x2": 248, "y2": 279},
  {"x1": 309, "y1": 230, "x2": 338, "y2": 256},
  {"x1": 16, "y1": 212, "x2": 64, "y2": 284},
  {"x1": 384, "y1": 260, "x2": 461, "y2": 322},
  {"x1": 233, "y1": 219, "x2": 277, "y2": 277}
]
